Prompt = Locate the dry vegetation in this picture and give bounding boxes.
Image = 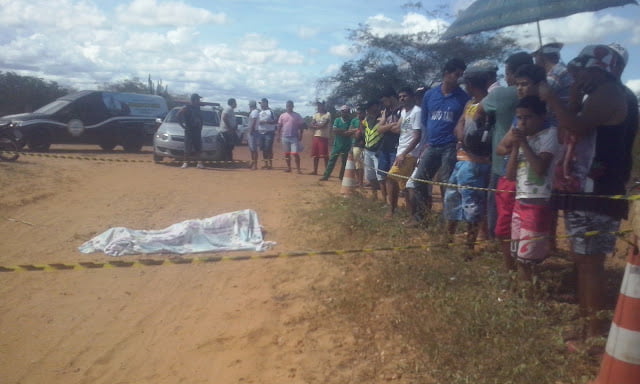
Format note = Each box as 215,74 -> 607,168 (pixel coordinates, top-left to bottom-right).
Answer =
299,192 -> 631,384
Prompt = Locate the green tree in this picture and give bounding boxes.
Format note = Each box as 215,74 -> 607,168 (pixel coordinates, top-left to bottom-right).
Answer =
100,77 -> 149,93
0,72 -> 71,115
102,75 -> 176,108
318,13 -> 518,107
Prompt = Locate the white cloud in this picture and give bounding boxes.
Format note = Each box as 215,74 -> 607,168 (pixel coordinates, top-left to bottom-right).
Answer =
329,44 -> 354,58
0,0 -> 105,30
503,13 -> 633,49
366,12 -> 447,38
240,34 -> 279,51
626,79 -> 640,95
115,0 -> 227,27
297,27 -> 318,39
323,63 -> 340,75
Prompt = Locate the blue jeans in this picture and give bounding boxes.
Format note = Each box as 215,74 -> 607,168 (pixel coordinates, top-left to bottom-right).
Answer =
413,142 -> 457,220
184,127 -> 202,157
256,131 -> 275,158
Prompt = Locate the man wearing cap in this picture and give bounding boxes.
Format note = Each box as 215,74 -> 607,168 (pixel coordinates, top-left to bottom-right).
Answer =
534,43 -> 573,106
540,44 -> 630,340
257,98 -> 277,169
320,105 -> 354,181
177,93 -> 205,169
443,61 -> 494,250
412,58 -> 469,223
247,100 -> 260,170
220,98 -> 238,162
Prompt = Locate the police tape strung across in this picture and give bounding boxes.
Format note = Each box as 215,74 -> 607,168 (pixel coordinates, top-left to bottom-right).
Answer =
3,149 -> 640,201
0,229 -> 632,273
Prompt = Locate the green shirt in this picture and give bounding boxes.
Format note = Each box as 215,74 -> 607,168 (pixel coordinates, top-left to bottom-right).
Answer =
332,117 -> 352,150
481,86 -> 518,175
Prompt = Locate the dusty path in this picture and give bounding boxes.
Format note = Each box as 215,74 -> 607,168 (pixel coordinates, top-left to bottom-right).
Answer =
0,143 -> 385,384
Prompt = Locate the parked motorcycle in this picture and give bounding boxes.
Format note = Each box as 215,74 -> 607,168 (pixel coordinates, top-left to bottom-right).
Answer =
0,122 -> 21,161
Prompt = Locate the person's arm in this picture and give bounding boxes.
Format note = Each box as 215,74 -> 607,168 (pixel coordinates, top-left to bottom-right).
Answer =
504,141 -> 520,181
222,111 -> 234,130
539,81 -> 624,138
248,112 -> 258,133
332,119 -> 346,136
496,129 -> 515,156
512,128 -> 553,179
276,115 -> 283,140
453,107 -> 466,141
394,129 -> 421,166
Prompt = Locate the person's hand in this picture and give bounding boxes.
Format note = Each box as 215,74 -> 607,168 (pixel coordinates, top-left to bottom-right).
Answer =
394,154 -> 405,167
512,127 -> 525,143
378,110 -> 387,123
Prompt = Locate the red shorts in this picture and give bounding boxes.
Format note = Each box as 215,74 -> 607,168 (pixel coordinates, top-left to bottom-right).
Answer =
494,177 -> 516,238
511,200 -> 552,264
311,137 -> 329,159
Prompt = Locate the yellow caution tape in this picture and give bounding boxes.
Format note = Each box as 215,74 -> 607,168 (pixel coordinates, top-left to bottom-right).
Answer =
0,230 -> 632,273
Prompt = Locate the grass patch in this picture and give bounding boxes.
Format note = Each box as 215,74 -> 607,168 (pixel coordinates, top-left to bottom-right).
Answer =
301,192 -> 623,384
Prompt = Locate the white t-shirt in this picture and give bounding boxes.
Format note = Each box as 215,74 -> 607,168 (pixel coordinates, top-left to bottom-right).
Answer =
396,106 -> 422,157
221,106 -> 236,131
248,109 -> 260,132
258,109 -> 276,133
516,126 -> 558,199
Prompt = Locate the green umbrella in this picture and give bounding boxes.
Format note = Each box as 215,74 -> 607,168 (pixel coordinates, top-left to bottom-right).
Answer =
442,0 -> 638,45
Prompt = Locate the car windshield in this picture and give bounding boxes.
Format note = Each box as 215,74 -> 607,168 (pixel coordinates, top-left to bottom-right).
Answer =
164,107 -> 220,126
34,100 -> 71,114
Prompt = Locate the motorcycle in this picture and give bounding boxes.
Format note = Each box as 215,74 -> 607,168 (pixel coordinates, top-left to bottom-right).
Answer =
0,122 -> 21,162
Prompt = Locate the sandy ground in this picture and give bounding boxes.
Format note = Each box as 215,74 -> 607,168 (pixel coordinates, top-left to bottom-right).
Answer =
0,140 -> 396,384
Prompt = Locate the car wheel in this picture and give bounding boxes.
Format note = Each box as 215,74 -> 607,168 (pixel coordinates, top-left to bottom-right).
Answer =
99,133 -> 118,151
0,137 -> 20,161
28,127 -> 51,152
99,140 -> 118,151
121,129 -> 144,153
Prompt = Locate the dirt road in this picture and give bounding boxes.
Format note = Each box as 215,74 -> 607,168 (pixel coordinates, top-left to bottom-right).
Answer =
0,143 -> 389,384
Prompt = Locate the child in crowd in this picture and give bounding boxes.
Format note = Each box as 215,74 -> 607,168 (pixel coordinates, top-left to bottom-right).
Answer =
494,64 -> 547,272
497,95 -> 558,282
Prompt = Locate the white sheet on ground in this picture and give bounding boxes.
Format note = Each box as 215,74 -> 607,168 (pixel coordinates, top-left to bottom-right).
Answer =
78,209 -> 275,256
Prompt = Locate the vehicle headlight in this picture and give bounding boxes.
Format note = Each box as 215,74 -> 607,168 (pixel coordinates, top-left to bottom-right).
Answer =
156,133 -> 170,140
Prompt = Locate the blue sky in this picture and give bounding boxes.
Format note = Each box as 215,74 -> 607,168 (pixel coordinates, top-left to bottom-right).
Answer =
1,0 -> 639,117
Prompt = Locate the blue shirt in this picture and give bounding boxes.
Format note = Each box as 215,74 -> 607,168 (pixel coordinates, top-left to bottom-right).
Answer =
421,84 -> 469,147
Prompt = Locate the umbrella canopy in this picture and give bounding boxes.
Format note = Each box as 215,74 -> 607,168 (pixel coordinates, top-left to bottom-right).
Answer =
442,0 -> 638,42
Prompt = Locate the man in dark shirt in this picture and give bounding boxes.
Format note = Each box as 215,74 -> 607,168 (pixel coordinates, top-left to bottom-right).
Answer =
178,93 -> 204,169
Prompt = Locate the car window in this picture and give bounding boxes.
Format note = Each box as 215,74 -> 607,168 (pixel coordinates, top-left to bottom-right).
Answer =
202,110 -> 220,126
164,107 -> 220,126
164,108 -> 181,123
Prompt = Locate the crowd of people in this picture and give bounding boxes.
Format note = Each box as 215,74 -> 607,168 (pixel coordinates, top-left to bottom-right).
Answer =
313,42 -> 637,344
177,42 -> 638,344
